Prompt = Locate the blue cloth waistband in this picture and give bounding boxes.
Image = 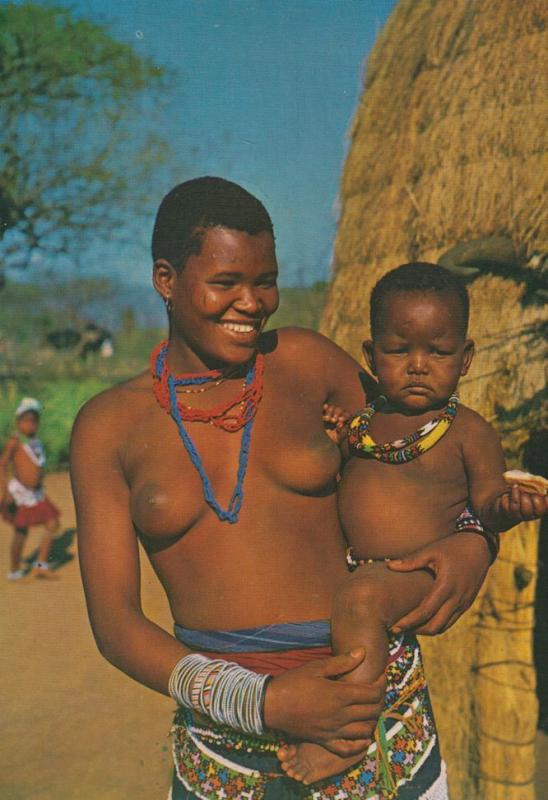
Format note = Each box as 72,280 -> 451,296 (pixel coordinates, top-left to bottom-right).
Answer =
174,619 -> 331,652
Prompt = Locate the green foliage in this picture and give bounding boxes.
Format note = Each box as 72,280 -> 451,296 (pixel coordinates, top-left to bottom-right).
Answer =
269,282 -> 327,330
0,2 -> 170,265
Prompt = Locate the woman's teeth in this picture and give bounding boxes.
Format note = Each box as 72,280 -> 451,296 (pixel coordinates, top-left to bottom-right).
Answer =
221,322 -> 256,333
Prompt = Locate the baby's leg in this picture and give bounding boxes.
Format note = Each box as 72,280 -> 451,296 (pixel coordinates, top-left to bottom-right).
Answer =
279,564 -> 433,784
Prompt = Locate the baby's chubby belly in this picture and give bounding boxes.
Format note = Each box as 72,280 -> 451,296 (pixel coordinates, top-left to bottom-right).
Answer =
338,457 -> 469,559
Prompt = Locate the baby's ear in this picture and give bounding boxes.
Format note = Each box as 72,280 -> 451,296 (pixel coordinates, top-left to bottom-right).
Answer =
461,338 -> 475,376
362,340 -> 376,375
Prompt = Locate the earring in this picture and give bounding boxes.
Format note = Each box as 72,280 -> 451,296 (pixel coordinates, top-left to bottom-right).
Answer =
164,297 -> 172,314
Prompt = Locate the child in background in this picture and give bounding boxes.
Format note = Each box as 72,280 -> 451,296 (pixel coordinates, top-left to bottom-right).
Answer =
279,262 -> 548,785
1,398 -> 61,580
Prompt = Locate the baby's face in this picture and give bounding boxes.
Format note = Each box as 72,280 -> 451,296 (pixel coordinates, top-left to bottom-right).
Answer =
364,291 -> 474,414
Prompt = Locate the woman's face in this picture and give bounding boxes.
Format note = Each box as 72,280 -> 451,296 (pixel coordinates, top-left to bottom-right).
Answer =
168,226 -> 279,368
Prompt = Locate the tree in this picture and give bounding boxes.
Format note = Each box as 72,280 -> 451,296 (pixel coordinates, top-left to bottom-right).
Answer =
0,2 -> 170,272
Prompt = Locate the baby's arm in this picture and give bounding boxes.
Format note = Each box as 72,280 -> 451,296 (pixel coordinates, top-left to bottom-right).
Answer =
462,410 -> 547,531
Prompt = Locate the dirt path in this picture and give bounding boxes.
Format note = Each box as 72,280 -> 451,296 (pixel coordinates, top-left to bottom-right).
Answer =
1,473 -> 174,799
1,472 -> 547,798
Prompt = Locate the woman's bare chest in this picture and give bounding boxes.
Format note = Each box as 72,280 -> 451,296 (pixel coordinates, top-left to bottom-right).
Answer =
123,389 -> 340,540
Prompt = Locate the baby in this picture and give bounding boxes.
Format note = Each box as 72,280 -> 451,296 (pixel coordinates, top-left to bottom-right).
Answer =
279,262 -> 547,784
1,398 -> 61,580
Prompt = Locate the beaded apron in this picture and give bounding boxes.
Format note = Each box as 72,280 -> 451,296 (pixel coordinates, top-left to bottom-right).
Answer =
170,623 -> 441,799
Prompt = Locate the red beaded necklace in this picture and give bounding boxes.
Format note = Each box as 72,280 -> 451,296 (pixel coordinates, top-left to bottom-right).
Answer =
150,340 -> 265,433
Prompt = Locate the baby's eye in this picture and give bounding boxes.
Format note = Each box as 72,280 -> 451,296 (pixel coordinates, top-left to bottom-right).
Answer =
431,348 -> 453,356
210,279 -> 237,288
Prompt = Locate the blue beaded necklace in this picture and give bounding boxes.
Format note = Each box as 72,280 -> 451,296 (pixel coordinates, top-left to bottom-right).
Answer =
153,344 -> 259,524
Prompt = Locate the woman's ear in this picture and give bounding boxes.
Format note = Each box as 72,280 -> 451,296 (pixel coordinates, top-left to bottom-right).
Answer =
461,338 -> 475,376
152,259 -> 176,304
362,339 -> 376,375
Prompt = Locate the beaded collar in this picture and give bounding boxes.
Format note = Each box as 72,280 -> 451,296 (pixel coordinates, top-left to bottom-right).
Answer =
348,393 -> 459,464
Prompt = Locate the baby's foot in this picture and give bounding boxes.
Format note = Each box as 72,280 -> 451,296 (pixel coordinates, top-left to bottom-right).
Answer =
277,741 -> 364,785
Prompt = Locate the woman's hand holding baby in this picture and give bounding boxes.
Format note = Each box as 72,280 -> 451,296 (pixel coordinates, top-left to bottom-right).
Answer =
263,648 -> 385,754
387,533 -> 492,635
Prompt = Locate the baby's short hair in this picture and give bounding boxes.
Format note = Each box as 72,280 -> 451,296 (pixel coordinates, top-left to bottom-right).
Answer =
151,177 -> 274,271
370,262 -> 470,337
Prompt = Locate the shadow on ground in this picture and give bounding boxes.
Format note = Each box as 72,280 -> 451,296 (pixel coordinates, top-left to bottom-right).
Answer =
23,527 -> 76,572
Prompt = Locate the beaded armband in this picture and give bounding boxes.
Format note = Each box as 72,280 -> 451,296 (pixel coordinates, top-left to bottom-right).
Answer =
455,506 -> 500,564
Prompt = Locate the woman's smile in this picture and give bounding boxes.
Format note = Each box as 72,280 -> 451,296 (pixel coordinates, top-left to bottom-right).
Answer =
219,319 -> 262,337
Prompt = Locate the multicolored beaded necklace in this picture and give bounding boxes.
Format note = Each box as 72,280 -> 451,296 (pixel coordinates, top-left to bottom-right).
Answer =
151,340 -> 264,523
348,393 -> 459,464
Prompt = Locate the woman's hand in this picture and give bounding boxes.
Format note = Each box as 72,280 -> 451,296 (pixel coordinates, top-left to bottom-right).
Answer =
263,648 -> 385,756
387,532 -> 491,635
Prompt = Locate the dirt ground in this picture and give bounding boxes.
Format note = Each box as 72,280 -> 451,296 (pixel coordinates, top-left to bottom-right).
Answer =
1,472 -> 547,799
1,472 -> 174,799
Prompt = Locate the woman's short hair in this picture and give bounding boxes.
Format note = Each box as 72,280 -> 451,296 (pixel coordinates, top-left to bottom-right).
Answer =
370,262 -> 470,337
152,177 -> 274,270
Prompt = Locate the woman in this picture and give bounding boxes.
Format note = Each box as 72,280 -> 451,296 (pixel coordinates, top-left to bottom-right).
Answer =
70,178 -> 495,799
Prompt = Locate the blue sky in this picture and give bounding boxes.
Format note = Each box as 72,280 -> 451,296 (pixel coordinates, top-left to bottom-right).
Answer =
32,0 -> 397,286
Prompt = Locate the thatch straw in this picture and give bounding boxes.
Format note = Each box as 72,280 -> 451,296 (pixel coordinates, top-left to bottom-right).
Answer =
322,1 -> 547,797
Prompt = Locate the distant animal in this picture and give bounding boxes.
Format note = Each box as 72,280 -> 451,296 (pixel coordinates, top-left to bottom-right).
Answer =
46,328 -> 82,350
80,324 -> 113,360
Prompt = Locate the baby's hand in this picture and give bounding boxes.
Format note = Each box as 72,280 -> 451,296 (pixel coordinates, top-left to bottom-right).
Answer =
499,484 -> 548,522
322,404 -> 352,444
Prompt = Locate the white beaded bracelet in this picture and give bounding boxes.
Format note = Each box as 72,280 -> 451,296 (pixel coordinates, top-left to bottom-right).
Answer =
168,653 -> 271,736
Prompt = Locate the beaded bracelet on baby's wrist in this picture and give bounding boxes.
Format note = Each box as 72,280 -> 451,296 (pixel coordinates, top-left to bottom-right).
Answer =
455,507 -> 500,564
168,653 -> 271,736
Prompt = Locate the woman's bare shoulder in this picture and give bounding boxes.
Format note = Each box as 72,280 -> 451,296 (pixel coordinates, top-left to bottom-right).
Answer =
261,327 -> 369,406
262,326 -> 358,368
72,370 -> 152,435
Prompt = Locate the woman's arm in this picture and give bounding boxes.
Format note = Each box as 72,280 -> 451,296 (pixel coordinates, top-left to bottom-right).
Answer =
70,396 -> 189,695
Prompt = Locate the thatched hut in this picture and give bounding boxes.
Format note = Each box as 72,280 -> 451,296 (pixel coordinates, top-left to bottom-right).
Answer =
321,1 -> 547,797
